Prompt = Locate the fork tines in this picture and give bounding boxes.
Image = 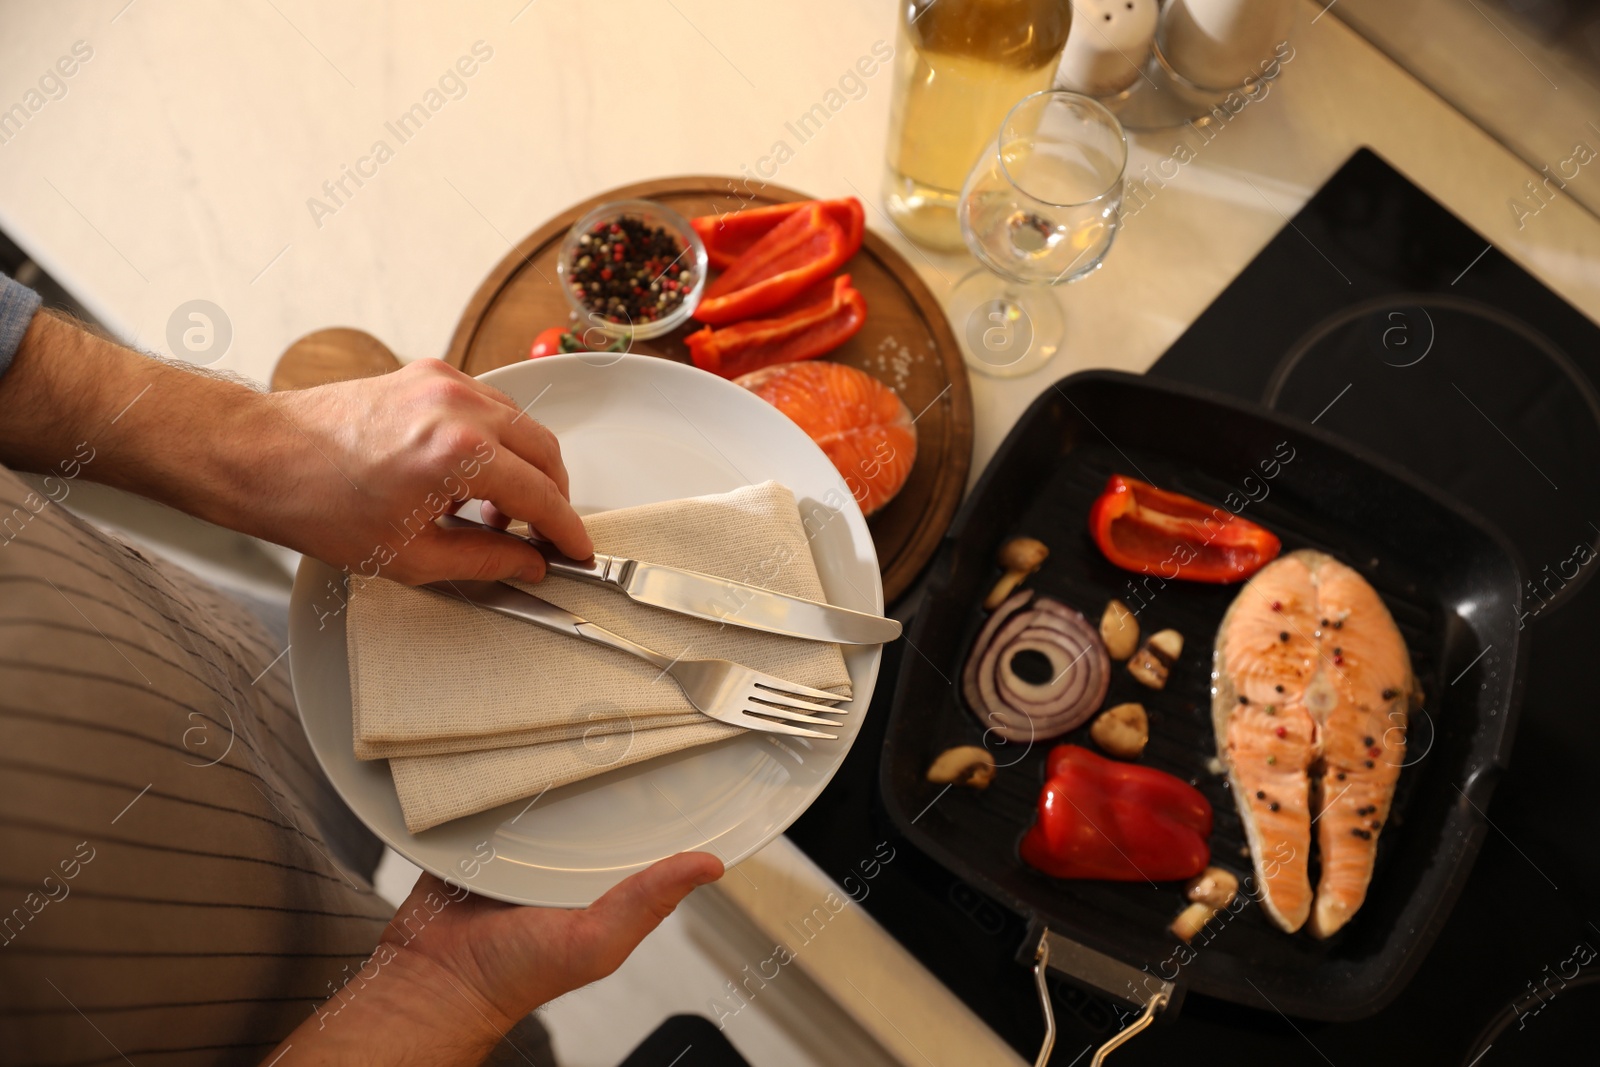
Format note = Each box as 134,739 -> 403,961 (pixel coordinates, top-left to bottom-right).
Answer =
734,682 -> 848,739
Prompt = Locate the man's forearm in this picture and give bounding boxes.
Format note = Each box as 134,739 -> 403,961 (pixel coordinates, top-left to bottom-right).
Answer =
258,943 -> 507,1067
0,309 -> 280,528
0,301 -> 592,583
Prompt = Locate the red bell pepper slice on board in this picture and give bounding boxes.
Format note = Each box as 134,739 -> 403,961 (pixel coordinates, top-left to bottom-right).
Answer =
1020,745 -> 1212,882
693,203 -> 857,325
1088,474 -> 1281,583
693,198 -> 865,270
686,274 -> 866,379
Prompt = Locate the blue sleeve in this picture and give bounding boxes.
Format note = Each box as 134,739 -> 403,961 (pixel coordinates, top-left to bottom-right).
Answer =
0,271 -> 43,382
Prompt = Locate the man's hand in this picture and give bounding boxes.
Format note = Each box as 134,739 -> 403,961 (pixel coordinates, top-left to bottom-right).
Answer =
262,853 -> 724,1065
0,312 -> 591,584
387,852 -> 724,1025
259,358 -> 592,584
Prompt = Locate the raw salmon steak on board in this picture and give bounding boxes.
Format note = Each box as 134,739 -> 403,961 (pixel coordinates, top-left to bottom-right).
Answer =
738,360 -> 917,516
1211,549 -> 1418,937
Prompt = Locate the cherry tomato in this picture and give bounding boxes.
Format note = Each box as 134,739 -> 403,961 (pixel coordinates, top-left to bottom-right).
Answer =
529,326 -> 573,359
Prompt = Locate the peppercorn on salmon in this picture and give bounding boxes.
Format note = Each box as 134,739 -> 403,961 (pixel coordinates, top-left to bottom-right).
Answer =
1211,549 -> 1416,937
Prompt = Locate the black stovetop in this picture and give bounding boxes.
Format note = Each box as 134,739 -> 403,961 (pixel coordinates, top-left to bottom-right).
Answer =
787,148 -> 1600,1065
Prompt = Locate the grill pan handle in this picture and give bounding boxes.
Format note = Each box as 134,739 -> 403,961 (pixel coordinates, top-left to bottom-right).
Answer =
1025,926 -> 1177,1066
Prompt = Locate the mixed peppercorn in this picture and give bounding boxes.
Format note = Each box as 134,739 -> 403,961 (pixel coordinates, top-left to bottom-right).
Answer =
567,215 -> 693,325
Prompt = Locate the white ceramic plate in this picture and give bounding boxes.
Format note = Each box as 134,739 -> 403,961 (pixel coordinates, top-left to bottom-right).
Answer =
289,354 -> 884,906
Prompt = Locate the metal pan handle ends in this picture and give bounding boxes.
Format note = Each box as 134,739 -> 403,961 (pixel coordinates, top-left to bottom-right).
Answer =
1028,927 -> 1173,1067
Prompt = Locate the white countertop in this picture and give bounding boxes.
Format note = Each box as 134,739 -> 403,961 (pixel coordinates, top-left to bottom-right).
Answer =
5,1 -> 1599,1064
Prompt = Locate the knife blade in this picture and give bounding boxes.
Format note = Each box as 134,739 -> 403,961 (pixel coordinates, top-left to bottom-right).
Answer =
435,514 -> 901,645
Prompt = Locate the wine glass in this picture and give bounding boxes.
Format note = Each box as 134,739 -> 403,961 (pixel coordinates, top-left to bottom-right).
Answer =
951,90 -> 1128,378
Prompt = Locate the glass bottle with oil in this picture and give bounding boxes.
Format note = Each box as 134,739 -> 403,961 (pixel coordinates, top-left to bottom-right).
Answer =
884,0 -> 1074,251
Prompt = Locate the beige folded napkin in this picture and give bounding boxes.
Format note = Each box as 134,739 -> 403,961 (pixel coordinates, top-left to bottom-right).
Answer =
352,711 -> 709,759
345,481 -> 854,833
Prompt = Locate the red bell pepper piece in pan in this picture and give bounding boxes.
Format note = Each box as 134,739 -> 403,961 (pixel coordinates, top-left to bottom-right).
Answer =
693,198 -> 865,270
693,203 -> 859,325
1021,745 -> 1212,882
1088,474 -> 1282,583
686,274 -> 866,379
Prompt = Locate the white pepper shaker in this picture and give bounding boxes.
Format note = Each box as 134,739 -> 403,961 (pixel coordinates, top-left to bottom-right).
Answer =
1056,0 -> 1160,98
1160,0 -> 1292,90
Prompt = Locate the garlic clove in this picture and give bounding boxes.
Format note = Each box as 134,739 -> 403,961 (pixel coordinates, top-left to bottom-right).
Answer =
926,745 -> 997,789
1090,702 -> 1149,759
1099,599 -> 1140,660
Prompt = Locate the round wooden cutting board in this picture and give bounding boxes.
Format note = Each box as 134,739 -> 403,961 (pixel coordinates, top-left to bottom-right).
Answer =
443,176 -> 973,604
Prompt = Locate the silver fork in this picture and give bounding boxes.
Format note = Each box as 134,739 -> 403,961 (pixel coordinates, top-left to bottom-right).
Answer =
421,579 -> 848,739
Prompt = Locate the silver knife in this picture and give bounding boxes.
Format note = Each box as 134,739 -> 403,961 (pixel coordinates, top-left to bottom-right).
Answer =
435,514 -> 901,645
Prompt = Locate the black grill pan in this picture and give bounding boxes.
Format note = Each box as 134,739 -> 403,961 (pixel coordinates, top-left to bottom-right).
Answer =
879,370 -> 1526,1021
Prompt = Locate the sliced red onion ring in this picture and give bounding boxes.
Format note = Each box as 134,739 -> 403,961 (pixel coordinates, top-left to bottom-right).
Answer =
962,591 -> 1109,744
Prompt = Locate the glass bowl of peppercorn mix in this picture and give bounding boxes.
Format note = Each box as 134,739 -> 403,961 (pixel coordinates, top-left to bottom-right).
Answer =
557,199 -> 708,341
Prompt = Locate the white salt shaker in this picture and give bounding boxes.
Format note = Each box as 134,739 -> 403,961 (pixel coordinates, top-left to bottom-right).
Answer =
1056,0 -> 1160,98
1160,0 -> 1293,89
